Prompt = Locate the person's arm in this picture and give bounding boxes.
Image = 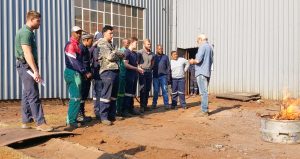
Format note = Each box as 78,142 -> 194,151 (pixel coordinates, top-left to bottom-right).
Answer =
124,51 -> 143,74
184,58 -> 190,72
190,47 -> 204,64
98,42 -> 123,62
166,57 -> 172,82
22,45 -> 40,82
65,43 -> 88,75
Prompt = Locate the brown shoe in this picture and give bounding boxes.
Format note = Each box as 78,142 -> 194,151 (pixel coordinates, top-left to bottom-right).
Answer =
21,123 -> 34,129
36,123 -> 54,132
194,111 -> 209,117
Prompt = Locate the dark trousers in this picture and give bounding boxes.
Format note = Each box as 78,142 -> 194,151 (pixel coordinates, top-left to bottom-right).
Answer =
80,78 -> 91,115
171,78 -> 186,107
93,79 -> 102,118
139,72 -> 152,108
99,70 -> 119,120
189,79 -> 198,94
123,74 -> 138,113
16,61 -> 45,125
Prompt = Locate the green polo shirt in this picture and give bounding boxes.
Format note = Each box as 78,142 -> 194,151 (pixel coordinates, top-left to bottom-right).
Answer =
15,25 -> 38,63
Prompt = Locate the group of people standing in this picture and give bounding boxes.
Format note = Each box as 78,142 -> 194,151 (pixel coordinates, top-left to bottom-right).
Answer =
15,11 -> 213,132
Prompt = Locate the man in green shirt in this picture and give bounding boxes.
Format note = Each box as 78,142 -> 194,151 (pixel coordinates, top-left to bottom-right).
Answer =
116,39 -> 129,118
15,10 -> 53,132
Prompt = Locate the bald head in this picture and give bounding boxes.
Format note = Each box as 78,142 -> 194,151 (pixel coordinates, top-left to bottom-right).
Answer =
122,38 -> 130,49
156,44 -> 163,55
197,34 -> 208,45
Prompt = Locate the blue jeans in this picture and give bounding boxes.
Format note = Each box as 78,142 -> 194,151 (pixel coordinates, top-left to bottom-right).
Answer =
197,75 -> 210,112
152,75 -> 169,107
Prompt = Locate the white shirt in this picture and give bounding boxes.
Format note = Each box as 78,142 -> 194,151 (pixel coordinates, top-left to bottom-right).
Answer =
170,57 -> 190,79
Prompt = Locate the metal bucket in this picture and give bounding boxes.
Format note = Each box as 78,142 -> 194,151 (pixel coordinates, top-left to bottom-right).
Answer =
260,117 -> 300,144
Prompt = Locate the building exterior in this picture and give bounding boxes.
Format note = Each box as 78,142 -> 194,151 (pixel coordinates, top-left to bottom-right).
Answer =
0,0 -> 299,100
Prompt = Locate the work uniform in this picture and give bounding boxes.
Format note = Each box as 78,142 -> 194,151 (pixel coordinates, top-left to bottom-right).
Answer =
64,37 -> 87,125
78,43 -> 96,120
123,49 -> 139,114
189,64 -> 198,95
92,32 -> 102,119
116,47 -> 127,116
170,57 -> 190,108
137,49 -> 155,112
15,25 -> 46,125
98,38 -> 124,121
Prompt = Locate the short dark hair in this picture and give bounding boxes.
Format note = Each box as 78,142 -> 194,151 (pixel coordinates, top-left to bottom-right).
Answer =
129,37 -> 138,43
171,51 -> 177,55
26,10 -> 41,21
102,25 -> 113,34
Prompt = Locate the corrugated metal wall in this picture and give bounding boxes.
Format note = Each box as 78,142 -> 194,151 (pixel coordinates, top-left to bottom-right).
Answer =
177,0 -> 300,99
0,0 -> 72,100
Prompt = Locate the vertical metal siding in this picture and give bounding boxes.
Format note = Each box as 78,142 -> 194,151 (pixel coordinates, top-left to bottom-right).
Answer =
176,0 -> 300,99
0,0 -> 72,100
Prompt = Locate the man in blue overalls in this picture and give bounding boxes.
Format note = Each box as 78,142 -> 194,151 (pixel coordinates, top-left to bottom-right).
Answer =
97,25 -> 124,125
15,10 -> 53,132
92,32 -> 103,120
78,32 -> 98,124
123,37 -> 144,116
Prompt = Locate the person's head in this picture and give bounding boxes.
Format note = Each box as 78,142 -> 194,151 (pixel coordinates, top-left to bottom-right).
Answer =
143,39 -> 151,51
102,25 -> 114,42
82,32 -> 94,47
121,39 -> 130,49
71,26 -> 83,41
94,31 -> 103,41
156,44 -> 163,55
26,10 -> 41,30
171,51 -> 178,60
197,34 -> 208,45
128,37 -> 138,50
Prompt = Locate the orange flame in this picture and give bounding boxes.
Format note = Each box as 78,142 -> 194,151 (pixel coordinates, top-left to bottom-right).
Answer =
273,97 -> 300,120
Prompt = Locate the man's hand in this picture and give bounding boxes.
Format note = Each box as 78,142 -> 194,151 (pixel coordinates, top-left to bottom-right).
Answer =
33,70 -> 41,82
137,67 -> 144,74
93,39 -> 100,47
85,72 -> 92,79
189,59 -> 195,64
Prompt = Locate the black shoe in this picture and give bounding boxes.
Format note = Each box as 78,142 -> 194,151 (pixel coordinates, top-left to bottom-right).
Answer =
144,107 -> 152,111
151,105 -> 157,109
77,115 -> 92,124
140,107 -> 145,113
170,105 -> 176,109
129,109 -> 141,115
64,123 -> 79,131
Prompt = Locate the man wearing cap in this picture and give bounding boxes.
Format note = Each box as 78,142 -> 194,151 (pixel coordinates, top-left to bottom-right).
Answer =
64,26 -> 92,130
92,31 -> 103,120
77,32 -> 98,124
98,25 -> 124,125
15,10 -> 53,132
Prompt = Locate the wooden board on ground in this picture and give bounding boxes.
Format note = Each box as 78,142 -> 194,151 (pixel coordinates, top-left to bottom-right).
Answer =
216,92 -> 261,102
0,128 -> 75,146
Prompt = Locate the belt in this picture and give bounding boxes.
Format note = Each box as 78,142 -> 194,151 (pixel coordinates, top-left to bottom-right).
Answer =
143,68 -> 152,72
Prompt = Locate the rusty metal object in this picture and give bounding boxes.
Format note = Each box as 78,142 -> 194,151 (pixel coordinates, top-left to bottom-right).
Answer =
0,128 -> 75,146
260,117 -> 300,144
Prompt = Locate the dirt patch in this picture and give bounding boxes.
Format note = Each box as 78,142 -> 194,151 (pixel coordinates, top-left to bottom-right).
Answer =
1,95 -> 299,159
